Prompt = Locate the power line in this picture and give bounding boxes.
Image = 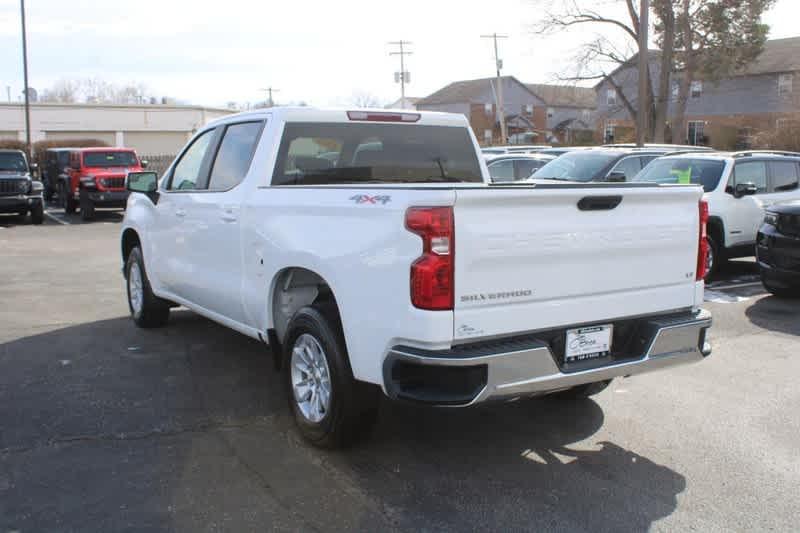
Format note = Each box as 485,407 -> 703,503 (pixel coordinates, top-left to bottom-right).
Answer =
481,33 -> 509,143
388,40 -> 412,109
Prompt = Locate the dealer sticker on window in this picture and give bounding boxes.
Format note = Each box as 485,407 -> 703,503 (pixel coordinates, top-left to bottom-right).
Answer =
565,325 -> 613,363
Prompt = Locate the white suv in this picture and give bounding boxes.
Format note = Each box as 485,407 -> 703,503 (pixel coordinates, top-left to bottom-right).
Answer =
633,151 -> 800,278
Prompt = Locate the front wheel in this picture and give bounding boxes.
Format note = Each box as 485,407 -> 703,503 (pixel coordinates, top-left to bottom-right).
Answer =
62,185 -> 77,214
30,202 -> 44,225
284,303 -> 379,448
80,190 -> 95,221
125,247 -> 170,328
761,269 -> 800,298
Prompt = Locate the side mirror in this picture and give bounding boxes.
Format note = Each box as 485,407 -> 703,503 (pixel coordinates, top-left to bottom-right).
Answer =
606,170 -> 627,182
127,171 -> 159,202
734,182 -> 758,198
140,159 -> 149,169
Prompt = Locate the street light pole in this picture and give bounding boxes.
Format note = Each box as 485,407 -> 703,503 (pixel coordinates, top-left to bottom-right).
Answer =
20,0 -> 32,158
481,33 -> 509,144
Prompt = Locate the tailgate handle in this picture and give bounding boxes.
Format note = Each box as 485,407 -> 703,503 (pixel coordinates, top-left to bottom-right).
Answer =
578,196 -> 622,211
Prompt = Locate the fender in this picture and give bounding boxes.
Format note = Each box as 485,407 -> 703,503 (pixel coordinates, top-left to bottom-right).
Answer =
707,215 -> 726,248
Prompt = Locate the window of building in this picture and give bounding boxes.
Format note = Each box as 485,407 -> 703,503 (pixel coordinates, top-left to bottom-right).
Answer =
546,107 -> 554,119
778,73 -> 794,96
581,109 -> 592,122
777,118 -> 790,130
672,83 -> 680,98
484,129 -> 493,143
691,81 -> 703,98
525,104 -> 534,115
604,122 -> 616,143
606,88 -> 617,106
687,121 -> 706,146
484,103 -> 493,115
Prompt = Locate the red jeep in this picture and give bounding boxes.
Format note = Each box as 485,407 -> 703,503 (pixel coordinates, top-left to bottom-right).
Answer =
59,147 -> 146,221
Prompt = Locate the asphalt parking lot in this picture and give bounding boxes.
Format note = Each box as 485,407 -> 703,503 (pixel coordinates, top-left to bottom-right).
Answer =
1,207 -> 799,532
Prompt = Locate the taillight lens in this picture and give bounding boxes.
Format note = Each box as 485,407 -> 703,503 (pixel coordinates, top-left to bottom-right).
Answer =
406,207 -> 454,310
696,199 -> 709,281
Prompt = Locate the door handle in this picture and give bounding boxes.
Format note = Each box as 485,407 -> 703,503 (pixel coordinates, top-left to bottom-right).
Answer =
175,208 -> 186,218
220,206 -> 238,223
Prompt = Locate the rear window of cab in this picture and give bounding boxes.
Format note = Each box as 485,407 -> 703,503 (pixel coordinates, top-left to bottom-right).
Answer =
272,122 -> 483,185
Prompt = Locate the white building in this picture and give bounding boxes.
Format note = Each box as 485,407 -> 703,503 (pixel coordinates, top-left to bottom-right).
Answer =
0,102 -> 233,155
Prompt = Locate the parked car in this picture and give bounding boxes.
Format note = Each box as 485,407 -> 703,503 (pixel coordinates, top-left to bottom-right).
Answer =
533,147 -> 593,157
0,149 -> 44,224
59,147 -> 146,221
121,107 -> 712,448
603,143 -> 714,152
757,201 -> 800,297
41,147 -> 74,202
632,151 -> 800,279
533,148 -> 673,183
480,145 -> 550,155
485,153 -> 556,183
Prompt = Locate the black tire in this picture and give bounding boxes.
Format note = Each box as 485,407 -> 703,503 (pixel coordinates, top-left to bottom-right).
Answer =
30,202 -> 44,225
16,209 -> 28,221
62,184 -> 77,214
80,190 -> 95,221
704,234 -> 722,281
44,186 -> 54,202
125,246 -> 170,328
761,270 -> 800,298
555,379 -> 612,399
284,302 -> 379,448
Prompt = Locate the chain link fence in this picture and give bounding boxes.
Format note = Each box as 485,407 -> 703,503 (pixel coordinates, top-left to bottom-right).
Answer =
141,154 -> 176,177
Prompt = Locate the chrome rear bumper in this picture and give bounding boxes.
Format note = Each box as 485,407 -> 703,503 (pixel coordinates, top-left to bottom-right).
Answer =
384,309 -> 712,406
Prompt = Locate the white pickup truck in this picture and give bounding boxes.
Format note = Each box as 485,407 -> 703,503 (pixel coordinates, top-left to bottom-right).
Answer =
121,108 -> 712,447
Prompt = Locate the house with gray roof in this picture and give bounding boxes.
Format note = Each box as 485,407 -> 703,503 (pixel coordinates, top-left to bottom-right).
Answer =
595,37 -> 800,148
416,76 -> 595,145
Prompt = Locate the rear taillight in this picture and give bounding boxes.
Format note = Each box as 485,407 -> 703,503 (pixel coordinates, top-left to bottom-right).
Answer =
347,110 -> 421,122
405,207 -> 454,310
696,199 -> 709,281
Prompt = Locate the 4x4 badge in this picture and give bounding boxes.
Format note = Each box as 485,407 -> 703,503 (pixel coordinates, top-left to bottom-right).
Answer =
350,194 -> 391,205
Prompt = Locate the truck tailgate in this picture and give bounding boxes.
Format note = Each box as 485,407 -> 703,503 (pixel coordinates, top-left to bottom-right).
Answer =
453,186 -> 702,341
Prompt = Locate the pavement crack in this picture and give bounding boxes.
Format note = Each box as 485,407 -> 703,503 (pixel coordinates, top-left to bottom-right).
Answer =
0,417 -> 271,456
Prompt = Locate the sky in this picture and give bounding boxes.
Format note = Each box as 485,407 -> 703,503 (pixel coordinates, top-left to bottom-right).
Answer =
0,0 -> 798,108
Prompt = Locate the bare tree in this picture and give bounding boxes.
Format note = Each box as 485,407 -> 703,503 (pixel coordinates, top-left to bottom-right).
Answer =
350,91 -> 385,108
39,78 -> 157,105
40,78 -> 80,103
532,0 -> 666,141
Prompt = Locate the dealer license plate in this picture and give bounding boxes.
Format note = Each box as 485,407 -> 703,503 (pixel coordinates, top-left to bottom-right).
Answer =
565,325 -> 613,363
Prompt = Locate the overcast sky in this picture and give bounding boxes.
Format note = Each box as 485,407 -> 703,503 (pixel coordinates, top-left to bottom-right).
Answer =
0,0 -> 797,108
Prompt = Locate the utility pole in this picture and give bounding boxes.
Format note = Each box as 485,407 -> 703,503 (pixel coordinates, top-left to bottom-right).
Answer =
20,0 -> 32,158
481,33 -> 508,144
259,87 -> 279,107
388,41 -> 412,108
6,86 -> 10,103
636,0 -> 650,147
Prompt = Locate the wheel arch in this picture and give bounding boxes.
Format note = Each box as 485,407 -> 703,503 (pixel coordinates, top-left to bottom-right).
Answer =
121,227 -> 141,274
707,216 -> 725,249
268,266 -> 342,370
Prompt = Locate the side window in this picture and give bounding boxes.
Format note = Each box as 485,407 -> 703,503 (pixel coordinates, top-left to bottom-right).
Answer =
488,159 -> 515,182
611,157 -> 642,180
769,161 -> 800,192
639,155 -> 658,169
168,129 -> 215,191
732,161 -> 768,193
208,122 -> 264,191
514,159 -> 539,180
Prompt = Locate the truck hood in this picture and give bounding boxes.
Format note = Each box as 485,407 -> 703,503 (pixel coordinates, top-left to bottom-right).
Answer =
83,167 -> 142,176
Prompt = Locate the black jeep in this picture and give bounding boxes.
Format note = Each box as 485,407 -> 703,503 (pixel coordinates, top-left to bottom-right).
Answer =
42,147 -> 74,202
0,149 -> 44,224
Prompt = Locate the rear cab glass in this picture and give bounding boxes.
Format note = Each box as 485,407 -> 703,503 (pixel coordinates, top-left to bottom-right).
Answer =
632,157 -> 726,192
83,151 -> 138,167
271,122 -> 483,185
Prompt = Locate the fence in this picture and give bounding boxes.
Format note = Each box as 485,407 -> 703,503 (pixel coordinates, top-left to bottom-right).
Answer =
141,154 -> 176,177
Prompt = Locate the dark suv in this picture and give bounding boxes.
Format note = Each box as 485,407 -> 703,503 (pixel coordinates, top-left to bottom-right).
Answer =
41,148 -> 74,202
757,201 -> 800,297
532,148 -> 680,182
0,149 -> 44,224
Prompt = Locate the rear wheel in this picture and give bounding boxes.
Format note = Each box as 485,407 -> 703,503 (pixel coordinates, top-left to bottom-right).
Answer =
555,379 -> 612,399
284,302 -> 379,448
704,234 -> 721,281
125,246 -> 170,328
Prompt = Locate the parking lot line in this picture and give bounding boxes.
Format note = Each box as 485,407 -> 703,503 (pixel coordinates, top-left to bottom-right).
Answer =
44,211 -> 70,225
708,281 -> 764,291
